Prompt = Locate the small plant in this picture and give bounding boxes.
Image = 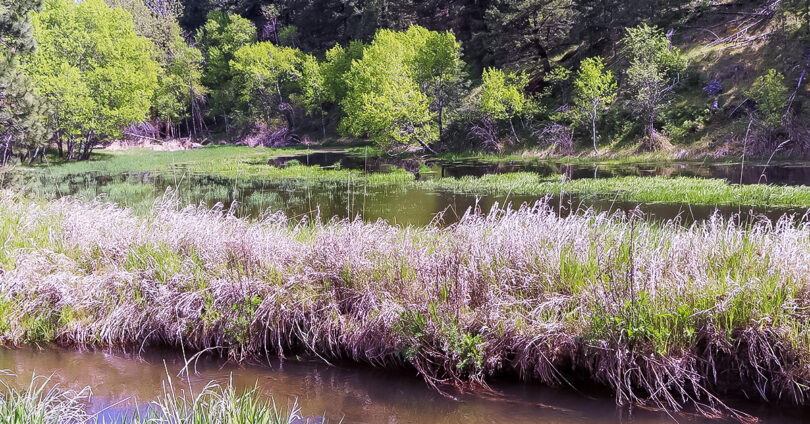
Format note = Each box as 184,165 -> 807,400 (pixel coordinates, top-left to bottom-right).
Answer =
747,69 -> 788,130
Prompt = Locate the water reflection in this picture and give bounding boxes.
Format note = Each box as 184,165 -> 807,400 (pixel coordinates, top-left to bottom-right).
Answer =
14,171 -> 806,227
272,150 -> 810,186
0,347 -> 740,423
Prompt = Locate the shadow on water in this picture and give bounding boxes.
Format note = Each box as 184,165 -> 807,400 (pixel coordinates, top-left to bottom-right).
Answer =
0,347 -> 804,423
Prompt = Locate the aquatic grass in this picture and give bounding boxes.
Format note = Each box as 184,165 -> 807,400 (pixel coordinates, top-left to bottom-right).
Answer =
15,146 -> 810,212
0,373 -> 308,424
0,375 -> 89,424
1,193 -> 809,419
33,146 -> 315,177
424,173 -> 810,208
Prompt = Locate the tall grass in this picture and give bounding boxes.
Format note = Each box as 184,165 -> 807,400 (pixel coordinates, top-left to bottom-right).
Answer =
0,374 -> 305,424
0,192 -> 809,419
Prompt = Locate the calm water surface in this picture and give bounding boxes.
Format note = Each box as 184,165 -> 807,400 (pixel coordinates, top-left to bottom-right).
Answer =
10,171 -> 809,227
0,347 -> 803,423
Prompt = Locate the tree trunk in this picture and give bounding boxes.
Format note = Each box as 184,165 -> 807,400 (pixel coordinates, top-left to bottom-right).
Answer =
592,113 -> 599,154
510,118 -> 520,145
437,79 -> 444,143
320,108 -> 327,140
417,138 -> 438,155
0,134 -> 11,166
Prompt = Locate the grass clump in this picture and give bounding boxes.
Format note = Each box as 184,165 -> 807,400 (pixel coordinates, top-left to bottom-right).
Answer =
1,192 -> 809,419
0,374 -> 308,424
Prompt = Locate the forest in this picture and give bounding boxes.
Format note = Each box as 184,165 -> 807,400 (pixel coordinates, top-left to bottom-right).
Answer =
1,0 -> 809,164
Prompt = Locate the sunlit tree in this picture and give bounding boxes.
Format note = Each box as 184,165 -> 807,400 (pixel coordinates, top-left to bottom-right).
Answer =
480,67 -> 528,144
29,0 -> 159,160
573,57 -> 617,153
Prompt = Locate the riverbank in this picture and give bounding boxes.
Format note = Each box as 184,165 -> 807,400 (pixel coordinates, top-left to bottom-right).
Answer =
1,193 -> 808,420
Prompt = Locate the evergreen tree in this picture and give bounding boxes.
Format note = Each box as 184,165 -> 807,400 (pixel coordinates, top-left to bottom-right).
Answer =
0,0 -> 48,165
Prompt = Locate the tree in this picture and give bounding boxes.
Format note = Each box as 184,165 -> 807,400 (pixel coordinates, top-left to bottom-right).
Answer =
0,0 -> 49,165
153,39 -> 207,139
483,0 -> 576,92
230,41 -> 303,129
480,67 -> 528,144
106,0 -> 206,139
573,57 -> 616,153
29,0 -> 160,160
342,26 -> 459,153
321,40 -> 365,105
195,11 -> 256,130
414,30 -> 464,143
300,54 -> 328,139
746,69 -> 788,131
621,24 -> 686,148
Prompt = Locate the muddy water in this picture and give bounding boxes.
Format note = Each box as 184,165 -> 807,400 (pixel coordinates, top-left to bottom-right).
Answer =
0,347 -> 802,423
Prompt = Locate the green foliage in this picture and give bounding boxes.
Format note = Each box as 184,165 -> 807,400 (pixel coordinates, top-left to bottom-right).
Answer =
480,67 -> 527,144
105,0 -> 206,129
573,57 -> 617,152
321,40 -> 365,105
621,24 -> 687,145
28,0 -> 160,159
342,26 -> 453,151
153,38 -> 206,127
230,41 -> 303,126
299,54 -> 326,116
0,0 -> 48,164
413,29 -> 464,141
746,69 -> 788,129
480,68 -> 527,121
195,11 -> 256,119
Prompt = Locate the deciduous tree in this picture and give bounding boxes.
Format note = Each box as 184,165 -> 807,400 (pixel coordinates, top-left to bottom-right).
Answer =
29,0 -> 159,160
231,41 -> 303,129
480,67 -> 528,144
195,11 -> 256,130
573,57 -> 616,153
342,26 -> 463,153
747,69 -> 788,131
621,24 -> 686,148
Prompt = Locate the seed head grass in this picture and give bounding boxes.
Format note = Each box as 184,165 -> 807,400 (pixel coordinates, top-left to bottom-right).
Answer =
0,373 -> 307,424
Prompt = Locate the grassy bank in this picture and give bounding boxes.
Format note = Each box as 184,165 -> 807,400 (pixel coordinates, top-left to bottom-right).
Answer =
0,193 -> 808,418
0,375 -> 307,423
427,173 -> 810,208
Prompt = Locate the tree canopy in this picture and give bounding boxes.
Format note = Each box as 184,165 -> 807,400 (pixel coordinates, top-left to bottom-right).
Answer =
29,0 -> 159,159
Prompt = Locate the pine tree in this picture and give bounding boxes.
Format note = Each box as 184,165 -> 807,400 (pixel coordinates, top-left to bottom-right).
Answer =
0,0 -> 49,165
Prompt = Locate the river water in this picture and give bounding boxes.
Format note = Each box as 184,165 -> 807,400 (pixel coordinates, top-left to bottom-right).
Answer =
0,347 -> 804,423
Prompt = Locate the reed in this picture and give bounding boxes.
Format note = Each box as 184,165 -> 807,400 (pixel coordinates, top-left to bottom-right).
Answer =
0,374 -> 306,424
0,191 -> 809,419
